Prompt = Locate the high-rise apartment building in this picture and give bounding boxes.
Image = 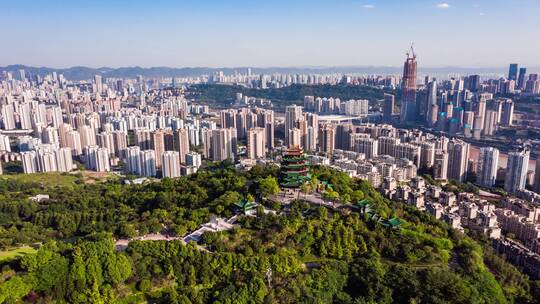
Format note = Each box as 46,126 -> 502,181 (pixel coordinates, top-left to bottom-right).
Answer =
526,74 -> 540,94
97,132 -> 115,156
135,128 -> 152,150
140,149 -> 157,177
285,105 -> 303,146
335,123 -> 354,150
257,109 -> 274,150
247,127 -> 266,159
112,131 -> 128,158
21,151 -> 37,174
185,152 -> 202,168
94,74 -> 103,94
126,146 -> 141,175
235,109 -> 248,139
174,128 -> 190,163
1,104 -> 16,130
395,143 -> 421,167
55,147 -> 73,172
505,150 -> 529,193
287,128 -> 302,148
42,127 -> 59,145
303,112 -> 318,151
95,148 -> 111,172
383,93 -> 395,123
318,124 -> 335,154
18,103 -> 32,130
419,141 -> 435,168
433,150 -> 449,180
202,128 -> 237,161
37,151 -> 57,172
483,110 -> 498,136
49,106 -> 63,128
342,99 -> 369,116
85,146 -> 110,172
0,134 -> 10,152
162,151 -> 181,178
352,136 -> 378,159
58,123 -> 72,148
425,80 -> 437,124
477,147 -> 499,187
447,139 -> 470,182
66,130 -> 82,156
151,129 -> 167,169
220,109 -> 237,129
79,125 -> 96,148
500,99 -> 514,127
378,136 -> 399,157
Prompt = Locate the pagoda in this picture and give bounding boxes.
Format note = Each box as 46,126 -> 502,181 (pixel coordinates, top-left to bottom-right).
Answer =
279,146 -> 309,188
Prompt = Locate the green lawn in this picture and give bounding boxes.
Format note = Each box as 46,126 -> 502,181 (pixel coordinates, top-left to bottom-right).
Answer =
0,172 -> 81,187
0,246 -> 37,262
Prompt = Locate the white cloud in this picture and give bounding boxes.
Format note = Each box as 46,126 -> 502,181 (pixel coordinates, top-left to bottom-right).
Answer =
362,4 -> 375,9
479,12 -> 485,16
436,3 -> 450,9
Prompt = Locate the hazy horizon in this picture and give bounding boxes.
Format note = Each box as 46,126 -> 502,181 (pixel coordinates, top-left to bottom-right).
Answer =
3,63 -> 540,70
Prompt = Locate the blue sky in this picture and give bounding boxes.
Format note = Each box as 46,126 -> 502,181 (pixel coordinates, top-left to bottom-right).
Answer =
1,0 -> 538,68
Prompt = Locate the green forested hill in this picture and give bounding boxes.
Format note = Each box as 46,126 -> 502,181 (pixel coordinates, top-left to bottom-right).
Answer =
186,84 -> 393,109
0,165 -> 538,303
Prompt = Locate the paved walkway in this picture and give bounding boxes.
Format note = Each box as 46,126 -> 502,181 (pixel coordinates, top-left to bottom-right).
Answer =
271,190 -> 343,209
115,216 -> 237,251
115,233 -> 183,251
183,217 -> 235,243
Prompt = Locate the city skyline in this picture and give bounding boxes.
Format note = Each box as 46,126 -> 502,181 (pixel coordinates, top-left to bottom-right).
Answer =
3,2 -> 540,302
2,0 -> 540,68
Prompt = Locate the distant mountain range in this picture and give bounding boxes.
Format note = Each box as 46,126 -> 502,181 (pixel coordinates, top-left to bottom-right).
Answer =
1,64 -> 538,81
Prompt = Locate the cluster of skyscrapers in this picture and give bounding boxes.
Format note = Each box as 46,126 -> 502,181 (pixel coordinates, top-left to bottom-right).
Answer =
0,72 -> 209,178
384,51 -> 536,143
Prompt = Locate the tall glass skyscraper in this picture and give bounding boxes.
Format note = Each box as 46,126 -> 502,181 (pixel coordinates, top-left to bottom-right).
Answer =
508,63 -> 518,81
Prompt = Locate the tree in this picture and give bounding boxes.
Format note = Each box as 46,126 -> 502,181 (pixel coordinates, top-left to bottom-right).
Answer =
213,191 -> 243,213
351,190 -> 364,202
348,254 -> 392,303
21,245 -> 69,295
259,176 -> 279,198
68,247 -> 87,302
323,189 -> 339,203
300,181 -> 312,194
0,275 -> 33,303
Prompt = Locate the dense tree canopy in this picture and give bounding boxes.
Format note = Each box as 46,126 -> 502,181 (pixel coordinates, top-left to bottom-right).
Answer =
0,164 -> 539,303
186,84 -> 392,110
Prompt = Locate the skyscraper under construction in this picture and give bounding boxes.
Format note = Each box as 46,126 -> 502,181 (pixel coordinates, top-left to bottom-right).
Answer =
400,45 -> 418,123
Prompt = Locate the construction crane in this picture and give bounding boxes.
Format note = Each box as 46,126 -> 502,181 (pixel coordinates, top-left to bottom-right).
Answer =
406,43 -> 416,59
